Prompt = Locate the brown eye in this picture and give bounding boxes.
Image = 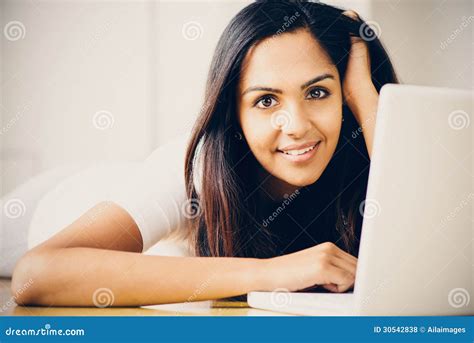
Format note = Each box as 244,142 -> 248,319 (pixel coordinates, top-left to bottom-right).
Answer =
256,95 -> 278,109
306,87 -> 329,100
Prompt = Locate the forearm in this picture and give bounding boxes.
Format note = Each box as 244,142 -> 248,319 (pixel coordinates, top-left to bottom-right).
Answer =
349,87 -> 379,159
12,247 -> 266,307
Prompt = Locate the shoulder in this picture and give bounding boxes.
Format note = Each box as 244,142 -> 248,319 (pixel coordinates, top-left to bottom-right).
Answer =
145,132 -> 204,196
145,133 -> 190,172
110,132 -> 199,252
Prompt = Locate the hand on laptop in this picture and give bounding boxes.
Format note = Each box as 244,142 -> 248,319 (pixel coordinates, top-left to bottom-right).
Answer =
263,242 -> 357,293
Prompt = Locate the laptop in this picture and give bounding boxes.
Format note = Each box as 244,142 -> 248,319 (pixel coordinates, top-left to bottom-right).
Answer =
248,84 -> 473,316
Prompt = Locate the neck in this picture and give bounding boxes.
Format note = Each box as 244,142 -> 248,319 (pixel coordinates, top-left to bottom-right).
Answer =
256,165 -> 300,203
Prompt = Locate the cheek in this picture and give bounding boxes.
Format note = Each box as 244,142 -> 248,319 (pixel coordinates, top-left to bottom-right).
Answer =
307,101 -> 342,141
239,113 -> 278,157
318,114 -> 342,142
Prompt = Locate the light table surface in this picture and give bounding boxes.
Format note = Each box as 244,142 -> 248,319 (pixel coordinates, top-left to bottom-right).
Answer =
0,278 -> 287,316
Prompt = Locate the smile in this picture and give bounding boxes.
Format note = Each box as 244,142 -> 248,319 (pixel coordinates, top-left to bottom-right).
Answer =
277,141 -> 321,163
281,143 -> 318,155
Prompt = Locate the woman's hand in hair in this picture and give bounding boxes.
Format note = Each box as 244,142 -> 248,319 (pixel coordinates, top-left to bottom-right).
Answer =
261,242 -> 357,293
341,10 -> 378,113
341,10 -> 379,158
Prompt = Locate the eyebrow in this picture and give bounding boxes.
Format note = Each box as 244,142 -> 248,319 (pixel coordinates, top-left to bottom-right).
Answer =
241,73 -> 335,96
300,73 -> 335,89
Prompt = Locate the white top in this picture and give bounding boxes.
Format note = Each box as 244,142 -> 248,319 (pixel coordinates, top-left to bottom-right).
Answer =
110,133 -> 201,252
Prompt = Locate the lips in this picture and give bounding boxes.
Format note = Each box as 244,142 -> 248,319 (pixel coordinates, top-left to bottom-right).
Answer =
277,141 -> 321,155
277,141 -> 321,163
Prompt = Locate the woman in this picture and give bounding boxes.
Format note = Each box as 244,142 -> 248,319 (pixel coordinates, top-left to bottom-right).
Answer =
12,0 -> 398,306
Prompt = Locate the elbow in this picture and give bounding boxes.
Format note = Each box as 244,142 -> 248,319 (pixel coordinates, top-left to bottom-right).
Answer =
11,250 -> 45,305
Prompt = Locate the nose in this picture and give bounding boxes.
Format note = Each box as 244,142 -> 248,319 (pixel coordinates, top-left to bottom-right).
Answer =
271,105 -> 312,138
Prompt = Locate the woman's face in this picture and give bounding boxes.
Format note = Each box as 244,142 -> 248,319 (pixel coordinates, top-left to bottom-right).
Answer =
237,28 -> 343,193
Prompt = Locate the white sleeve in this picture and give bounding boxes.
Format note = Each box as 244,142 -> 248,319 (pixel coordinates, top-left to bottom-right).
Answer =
108,134 -> 191,252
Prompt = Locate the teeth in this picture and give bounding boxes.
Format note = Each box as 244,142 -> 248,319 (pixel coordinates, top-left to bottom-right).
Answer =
282,143 -> 318,156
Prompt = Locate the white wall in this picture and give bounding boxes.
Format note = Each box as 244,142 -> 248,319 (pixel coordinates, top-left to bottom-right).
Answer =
152,0 -> 251,145
1,0 -> 157,196
372,0 -> 472,89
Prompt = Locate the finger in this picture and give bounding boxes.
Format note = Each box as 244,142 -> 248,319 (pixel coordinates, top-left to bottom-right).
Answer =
342,10 -> 360,21
330,245 -> 358,267
316,242 -> 357,264
323,283 -> 355,293
333,273 -> 355,293
331,255 -> 357,277
336,281 -> 355,293
341,11 -> 371,57
322,283 -> 338,292
334,281 -> 354,293
336,250 -> 358,268
319,242 -> 357,267
323,264 -> 355,291
334,245 -> 358,264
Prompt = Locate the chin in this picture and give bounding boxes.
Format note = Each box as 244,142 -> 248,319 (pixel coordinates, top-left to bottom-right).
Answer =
282,173 -> 321,188
282,162 -> 325,186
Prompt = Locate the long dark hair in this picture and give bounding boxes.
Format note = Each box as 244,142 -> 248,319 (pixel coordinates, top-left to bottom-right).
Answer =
184,0 -> 398,258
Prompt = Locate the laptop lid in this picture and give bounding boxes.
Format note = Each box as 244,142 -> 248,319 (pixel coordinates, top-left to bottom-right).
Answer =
354,84 -> 472,315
